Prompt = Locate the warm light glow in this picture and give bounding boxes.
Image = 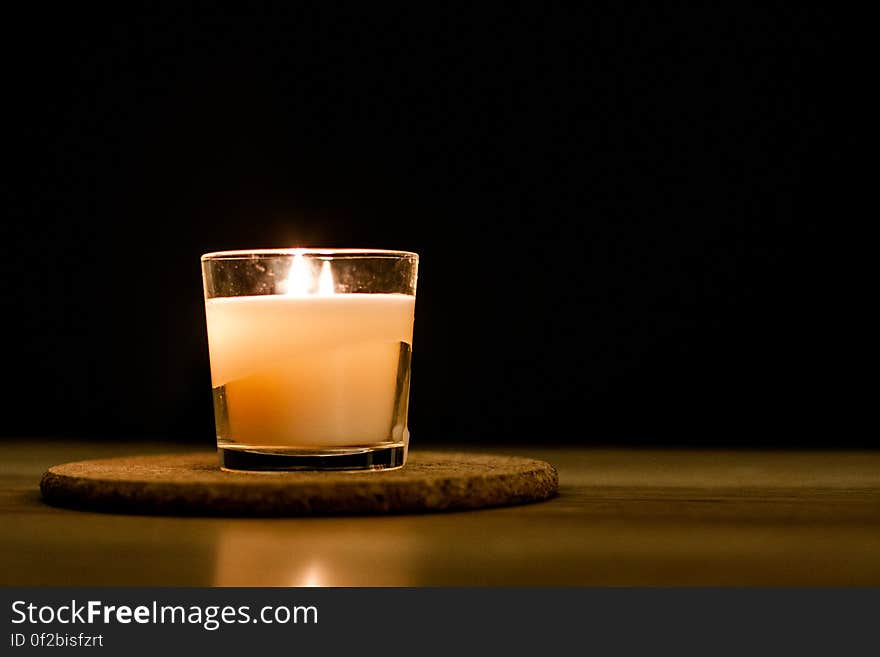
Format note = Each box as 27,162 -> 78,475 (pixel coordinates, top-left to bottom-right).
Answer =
318,261 -> 335,296
284,251 -> 310,295
293,563 -> 326,587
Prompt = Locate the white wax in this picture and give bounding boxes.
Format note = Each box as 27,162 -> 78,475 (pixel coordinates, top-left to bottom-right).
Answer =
205,294 -> 415,447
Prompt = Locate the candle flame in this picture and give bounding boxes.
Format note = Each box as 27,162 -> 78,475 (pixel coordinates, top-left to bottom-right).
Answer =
282,252 -> 335,296
318,261 -> 335,296
285,251 -> 310,296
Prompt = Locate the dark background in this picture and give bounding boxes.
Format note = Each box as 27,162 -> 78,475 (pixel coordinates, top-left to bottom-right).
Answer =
2,6 -> 857,446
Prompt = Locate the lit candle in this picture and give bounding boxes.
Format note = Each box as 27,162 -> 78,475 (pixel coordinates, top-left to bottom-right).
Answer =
201,249 -> 418,470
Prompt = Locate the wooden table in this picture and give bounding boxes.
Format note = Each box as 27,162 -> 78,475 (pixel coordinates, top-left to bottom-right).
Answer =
2,440 -> 879,586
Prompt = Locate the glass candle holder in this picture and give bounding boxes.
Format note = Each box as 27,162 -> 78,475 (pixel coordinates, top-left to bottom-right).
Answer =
201,249 -> 418,471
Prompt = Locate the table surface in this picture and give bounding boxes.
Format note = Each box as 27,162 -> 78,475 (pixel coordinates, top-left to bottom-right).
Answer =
2,440 -> 879,586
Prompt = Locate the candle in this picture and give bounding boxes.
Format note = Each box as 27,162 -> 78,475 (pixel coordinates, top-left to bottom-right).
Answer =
205,293 -> 414,447
201,249 -> 418,471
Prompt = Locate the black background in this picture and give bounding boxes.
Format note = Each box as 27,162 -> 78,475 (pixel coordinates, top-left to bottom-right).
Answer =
2,6 -> 856,446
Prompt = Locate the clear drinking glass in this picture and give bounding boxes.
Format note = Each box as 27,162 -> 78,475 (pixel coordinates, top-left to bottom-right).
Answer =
201,249 -> 418,471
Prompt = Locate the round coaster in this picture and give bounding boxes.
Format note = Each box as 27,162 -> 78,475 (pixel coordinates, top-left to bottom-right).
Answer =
40,451 -> 558,516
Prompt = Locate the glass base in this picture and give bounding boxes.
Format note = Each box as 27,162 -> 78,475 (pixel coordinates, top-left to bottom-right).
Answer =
218,444 -> 406,472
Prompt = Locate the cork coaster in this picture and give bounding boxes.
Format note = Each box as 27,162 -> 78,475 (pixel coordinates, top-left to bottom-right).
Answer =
40,451 -> 558,516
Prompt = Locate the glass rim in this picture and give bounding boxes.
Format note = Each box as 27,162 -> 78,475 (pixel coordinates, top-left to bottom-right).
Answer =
201,248 -> 418,261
